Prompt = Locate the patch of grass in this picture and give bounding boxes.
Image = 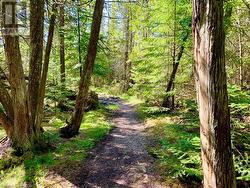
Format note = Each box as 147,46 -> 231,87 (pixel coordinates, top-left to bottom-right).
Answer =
0,108 -> 112,187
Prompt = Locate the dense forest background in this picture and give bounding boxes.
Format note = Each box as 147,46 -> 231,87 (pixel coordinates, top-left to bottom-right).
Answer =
0,0 -> 249,187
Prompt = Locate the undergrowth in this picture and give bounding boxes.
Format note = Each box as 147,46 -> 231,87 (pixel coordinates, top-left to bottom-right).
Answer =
135,85 -> 250,186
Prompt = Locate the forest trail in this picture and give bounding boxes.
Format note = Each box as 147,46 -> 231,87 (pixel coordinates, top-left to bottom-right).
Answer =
76,97 -> 165,188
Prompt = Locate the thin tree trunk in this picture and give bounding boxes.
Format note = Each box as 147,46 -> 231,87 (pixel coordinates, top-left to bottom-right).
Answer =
123,6 -> 130,92
237,9 -> 244,89
77,0 -> 83,77
172,0 -> 177,109
59,4 -> 66,85
36,4 -> 57,130
60,0 -> 104,138
192,0 -> 236,187
162,34 -> 188,108
239,34 -> 243,89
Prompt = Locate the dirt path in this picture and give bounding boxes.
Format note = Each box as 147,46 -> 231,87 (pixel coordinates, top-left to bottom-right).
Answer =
45,98 -> 165,188
76,98 -> 164,188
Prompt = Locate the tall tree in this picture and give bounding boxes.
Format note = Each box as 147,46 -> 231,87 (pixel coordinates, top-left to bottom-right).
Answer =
2,30 -> 29,150
77,0 -> 83,76
60,0 -> 105,138
59,3 -> 66,85
29,0 -> 45,130
0,0 -> 57,153
0,0 -> 45,151
192,0 -> 236,187
36,3 -> 57,130
123,5 -> 131,92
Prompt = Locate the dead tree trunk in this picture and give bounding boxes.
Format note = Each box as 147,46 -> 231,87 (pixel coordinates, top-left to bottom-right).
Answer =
192,0 -> 236,187
60,0 -> 104,138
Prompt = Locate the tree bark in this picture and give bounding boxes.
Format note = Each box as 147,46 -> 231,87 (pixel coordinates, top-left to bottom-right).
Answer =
29,0 -> 45,131
59,4 -> 66,85
192,0 -> 236,187
4,33 -> 30,150
60,0 -> 104,138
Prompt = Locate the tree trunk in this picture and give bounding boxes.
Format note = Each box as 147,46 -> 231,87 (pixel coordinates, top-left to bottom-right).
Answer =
0,0 -> 52,153
59,4 -> 66,85
36,4 -> 57,129
60,0 -> 104,138
29,0 -> 45,134
4,34 -> 30,151
77,0 -> 83,77
192,0 -> 236,187
237,9 -> 244,89
123,6 -> 130,92
162,34 -> 188,108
